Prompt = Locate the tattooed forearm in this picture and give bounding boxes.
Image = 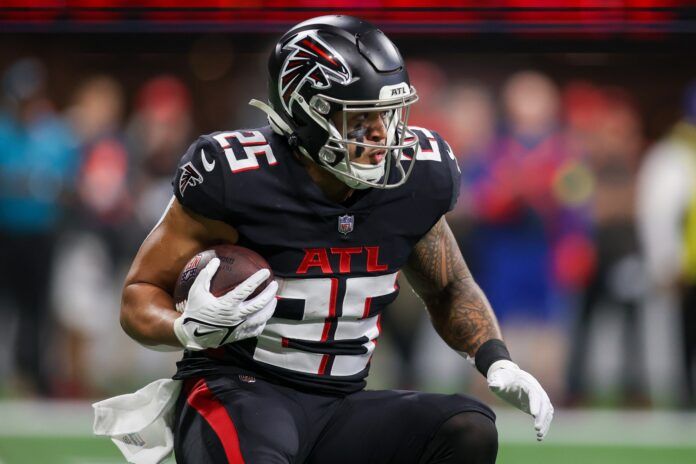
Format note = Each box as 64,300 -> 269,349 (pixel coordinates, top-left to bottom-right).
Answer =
403,217 -> 502,356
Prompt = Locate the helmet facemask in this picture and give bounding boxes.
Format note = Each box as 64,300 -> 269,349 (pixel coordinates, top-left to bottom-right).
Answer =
300,88 -> 420,190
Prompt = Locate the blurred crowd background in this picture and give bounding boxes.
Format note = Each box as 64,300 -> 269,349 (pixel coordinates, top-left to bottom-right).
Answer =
0,35 -> 695,414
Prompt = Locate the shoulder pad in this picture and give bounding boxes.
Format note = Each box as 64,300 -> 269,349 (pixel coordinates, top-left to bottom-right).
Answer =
406,126 -> 461,213
172,135 -> 229,221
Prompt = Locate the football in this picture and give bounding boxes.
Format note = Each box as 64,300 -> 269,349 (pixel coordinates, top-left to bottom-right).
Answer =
173,244 -> 274,312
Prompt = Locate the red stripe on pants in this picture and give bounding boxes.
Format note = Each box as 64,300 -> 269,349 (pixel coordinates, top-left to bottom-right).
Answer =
187,379 -> 245,463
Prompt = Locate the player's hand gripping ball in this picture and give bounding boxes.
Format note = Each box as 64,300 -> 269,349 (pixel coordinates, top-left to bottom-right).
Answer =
173,244 -> 278,351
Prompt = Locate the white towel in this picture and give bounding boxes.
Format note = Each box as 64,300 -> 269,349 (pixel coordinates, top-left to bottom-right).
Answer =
93,378 -> 182,464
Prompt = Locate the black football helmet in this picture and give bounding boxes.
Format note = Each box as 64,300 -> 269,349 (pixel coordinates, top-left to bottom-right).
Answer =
250,15 -> 419,189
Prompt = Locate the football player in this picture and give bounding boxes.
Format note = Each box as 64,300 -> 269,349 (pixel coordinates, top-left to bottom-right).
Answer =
120,15 -> 553,463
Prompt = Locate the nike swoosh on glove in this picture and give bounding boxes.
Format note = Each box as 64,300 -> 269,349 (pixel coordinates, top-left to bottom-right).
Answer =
487,360 -> 554,441
173,258 -> 278,351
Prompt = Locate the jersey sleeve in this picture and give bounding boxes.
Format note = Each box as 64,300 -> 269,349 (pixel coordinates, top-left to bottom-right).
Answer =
171,135 -> 229,221
409,127 -> 462,216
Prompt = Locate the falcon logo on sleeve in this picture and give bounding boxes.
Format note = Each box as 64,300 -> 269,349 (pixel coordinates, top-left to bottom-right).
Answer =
178,162 -> 204,196
279,31 -> 355,115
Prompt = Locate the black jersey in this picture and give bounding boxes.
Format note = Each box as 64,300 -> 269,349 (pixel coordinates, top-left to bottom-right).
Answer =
171,125 -> 460,395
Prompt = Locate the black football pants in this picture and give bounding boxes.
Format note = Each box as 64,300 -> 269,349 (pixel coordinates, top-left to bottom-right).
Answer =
173,374 -> 497,463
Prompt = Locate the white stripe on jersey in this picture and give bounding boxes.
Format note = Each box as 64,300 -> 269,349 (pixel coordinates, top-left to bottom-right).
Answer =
332,340 -> 376,376
340,271 -> 399,318
254,333 -> 325,374
275,277 -> 334,321
333,315 -> 381,341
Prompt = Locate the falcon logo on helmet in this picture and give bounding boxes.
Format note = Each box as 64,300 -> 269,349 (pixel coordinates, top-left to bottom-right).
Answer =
279,32 -> 354,115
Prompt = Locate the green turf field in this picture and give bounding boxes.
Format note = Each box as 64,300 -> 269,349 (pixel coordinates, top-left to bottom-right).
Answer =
1,402 -> 694,463
1,437 -> 695,464
499,444 -> 696,464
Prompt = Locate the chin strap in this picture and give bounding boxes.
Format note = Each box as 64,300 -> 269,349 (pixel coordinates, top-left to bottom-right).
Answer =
340,159 -> 385,189
249,99 -> 294,137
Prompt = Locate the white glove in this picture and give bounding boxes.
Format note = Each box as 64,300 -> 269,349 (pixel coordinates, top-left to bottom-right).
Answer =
173,258 -> 277,351
487,360 -> 554,441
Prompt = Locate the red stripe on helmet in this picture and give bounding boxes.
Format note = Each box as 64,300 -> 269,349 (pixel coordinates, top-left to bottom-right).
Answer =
301,38 -> 337,66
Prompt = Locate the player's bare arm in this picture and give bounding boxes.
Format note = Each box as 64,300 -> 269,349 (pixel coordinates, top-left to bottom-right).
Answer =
403,215 -> 502,357
405,216 -> 553,441
120,199 -> 238,348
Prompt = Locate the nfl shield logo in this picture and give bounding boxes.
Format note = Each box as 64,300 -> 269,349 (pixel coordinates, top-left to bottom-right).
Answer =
338,214 -> 354,235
